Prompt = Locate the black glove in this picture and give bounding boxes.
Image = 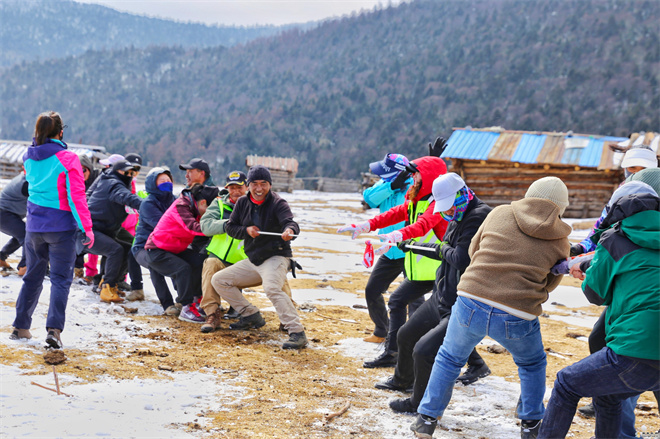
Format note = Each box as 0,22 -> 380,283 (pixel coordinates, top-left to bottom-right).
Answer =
570,243 -> 584,257
390,171 -> 411,190
429,137 -> 447,157
397,239 -> 414,252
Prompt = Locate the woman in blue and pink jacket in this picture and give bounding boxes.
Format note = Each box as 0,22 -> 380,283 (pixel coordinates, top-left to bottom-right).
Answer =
11,111 -> 93,349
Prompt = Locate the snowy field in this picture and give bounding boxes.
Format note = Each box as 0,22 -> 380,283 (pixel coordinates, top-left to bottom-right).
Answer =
0,189 -> 597,438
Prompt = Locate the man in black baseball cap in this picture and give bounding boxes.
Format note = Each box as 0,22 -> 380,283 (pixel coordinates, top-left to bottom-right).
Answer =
179,158 -> 214,187
124,153 -> 142,170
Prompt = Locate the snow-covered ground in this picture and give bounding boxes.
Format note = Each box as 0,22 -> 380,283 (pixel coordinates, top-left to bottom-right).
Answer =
0,189 -> 597,438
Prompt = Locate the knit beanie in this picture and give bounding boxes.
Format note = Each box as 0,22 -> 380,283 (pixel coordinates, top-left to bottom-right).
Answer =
625,168 -> 660,195
247,165 -> 272,184
190,184 -> 219,205
525,176 -> 569,215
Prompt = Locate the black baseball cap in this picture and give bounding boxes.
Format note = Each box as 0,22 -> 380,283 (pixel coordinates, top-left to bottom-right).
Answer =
112,160 -> 136,173
124,153 -> 142,169
225,171 -> 247,186
179,158 -> 211,176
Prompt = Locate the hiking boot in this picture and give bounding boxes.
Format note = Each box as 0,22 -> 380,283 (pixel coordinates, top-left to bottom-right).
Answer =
45,328 -> 63,349
578,402 -> 595,418
0,259 -> 11,269
229,311 -> 266,330
179,302 -> 205,323
363,334 -> 386,343
100,283 -> 124,303
222,306 -> 240,320
283,331 -> 308,349
390,397 -> 417,413
410,414 -> 437,438
164,303 -> 182,316
521,420 -> 541,439
9,327 -> 32,340
17,266 -> 27,276
201,309 -> 223,333
375,375 -> 412,392
117,280 -> 131,292
363,351 -> 398,368
456,363 -> 491,385
126,289 -> 145,301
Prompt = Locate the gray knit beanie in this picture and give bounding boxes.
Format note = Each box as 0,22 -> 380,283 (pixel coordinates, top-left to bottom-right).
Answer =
525,176 -> 569,215
625,168 -> 660,195
247,165 -> 272,184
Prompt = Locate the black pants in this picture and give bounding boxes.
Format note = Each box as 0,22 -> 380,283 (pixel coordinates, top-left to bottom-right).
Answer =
87,228 -> 131,287
146,248 -> 205,306
0,209 -> 26,268
365,256 -> 406,338
133,247 -> 175,310
395,298 -> 485,406
385,278 -> 434,353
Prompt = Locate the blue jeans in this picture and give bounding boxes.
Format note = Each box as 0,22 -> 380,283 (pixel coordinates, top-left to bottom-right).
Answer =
418,297 -> 547,421
13,230 -> 77,331
538,347 -> 660,439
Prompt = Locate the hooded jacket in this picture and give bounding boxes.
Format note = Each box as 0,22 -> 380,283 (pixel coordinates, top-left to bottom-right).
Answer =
457,198 -> 571,318
131,170 -> 176,254
87,170 -> 143,235
583,193 -> 660,361
145,188 -> 206,254
0,172 -> 28,218
363,178 -> 411,260
225,190 -> 299,266
368,156 -> 448,242
22,139 -> 92,233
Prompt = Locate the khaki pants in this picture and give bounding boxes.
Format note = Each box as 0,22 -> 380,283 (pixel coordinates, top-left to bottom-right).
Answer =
210,256 -> 302,333
201,257 -> 292,315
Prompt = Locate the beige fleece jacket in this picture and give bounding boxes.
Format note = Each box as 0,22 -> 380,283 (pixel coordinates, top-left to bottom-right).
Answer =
457,198 -> 571,317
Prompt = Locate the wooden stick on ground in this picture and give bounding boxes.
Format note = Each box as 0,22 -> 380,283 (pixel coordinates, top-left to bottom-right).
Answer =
315,312 -> 358,324
30,381 -> 72,397
52,365 -> 61,395
323,401 -> 351,425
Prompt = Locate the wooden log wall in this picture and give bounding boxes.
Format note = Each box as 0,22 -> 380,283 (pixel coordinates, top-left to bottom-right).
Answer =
0,161 -> 23,180
268,169 -> 295,193
451,159 -> 623,218
316,177 -> 360,193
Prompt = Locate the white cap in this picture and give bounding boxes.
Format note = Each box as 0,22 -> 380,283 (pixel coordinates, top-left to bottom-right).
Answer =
432,173 -> 466,213
99,153 -> 125,166
620,148 -> 658,170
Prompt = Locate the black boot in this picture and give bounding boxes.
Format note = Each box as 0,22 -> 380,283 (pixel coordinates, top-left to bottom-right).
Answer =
282,331 -> 308,349
363,350 -> 398,368
223,306 -> 240,320
456,363 -> 490,385
390,397 -> 417,413
520,420 -> 541,439
375,375 -> 412,392
229,311 -> 266,330
410,414 -> 437,438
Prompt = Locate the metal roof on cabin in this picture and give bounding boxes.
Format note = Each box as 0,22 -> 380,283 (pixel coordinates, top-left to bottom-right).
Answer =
442,129 -> 628,169
0,140 -> 106,164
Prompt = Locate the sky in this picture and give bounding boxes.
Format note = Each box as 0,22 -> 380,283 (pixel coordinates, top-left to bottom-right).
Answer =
73,0 -> 405,26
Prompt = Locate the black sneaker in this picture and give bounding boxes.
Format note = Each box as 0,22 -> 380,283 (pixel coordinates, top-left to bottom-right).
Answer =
282,331 -> 308,349
390,397 -> 417,413
578,402 -> 595,418
223,307 -> 240,320
521,420 -> 541,439
456,363 -> 491,385
228,311 -> 266,330
375,375 -> 412,392
410,414 -> 437,438
45,328 -> 63,349
363,351 -> 398,368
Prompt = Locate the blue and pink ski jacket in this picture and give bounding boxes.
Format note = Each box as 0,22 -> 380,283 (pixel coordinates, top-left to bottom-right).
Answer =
23,139 -> 92,233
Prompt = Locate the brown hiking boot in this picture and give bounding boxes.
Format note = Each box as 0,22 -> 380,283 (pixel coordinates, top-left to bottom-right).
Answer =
363,334 -> 386,343
201,308 -> 222,333
9,327 -> 32,340
46,328 -> 63,349
17,266 -> 26,276
126,289 -> 144,301
100,283 -> 124,303
0,259 -> 11,269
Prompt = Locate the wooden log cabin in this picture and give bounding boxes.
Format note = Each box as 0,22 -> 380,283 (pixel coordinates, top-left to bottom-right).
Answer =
245,155 -> 298,193
441,128 -> 659,218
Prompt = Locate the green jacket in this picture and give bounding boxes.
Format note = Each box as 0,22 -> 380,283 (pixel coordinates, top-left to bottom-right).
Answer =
200,193 -> 247,265
583,194 -> 660,361
404,196 -> 442,281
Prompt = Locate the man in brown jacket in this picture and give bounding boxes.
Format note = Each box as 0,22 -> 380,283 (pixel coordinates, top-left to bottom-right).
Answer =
410,176 -> 571,439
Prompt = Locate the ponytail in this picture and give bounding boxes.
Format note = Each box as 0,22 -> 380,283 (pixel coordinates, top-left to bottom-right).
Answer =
34,111 -> 63,145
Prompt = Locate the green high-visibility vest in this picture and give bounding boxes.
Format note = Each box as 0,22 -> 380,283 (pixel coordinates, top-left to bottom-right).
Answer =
404,196 -> 442,281
205,199 -> 247,265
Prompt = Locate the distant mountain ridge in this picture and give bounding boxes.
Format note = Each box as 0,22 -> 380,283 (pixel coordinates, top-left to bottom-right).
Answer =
1,0 -> 658,181
0,0 -> 303,67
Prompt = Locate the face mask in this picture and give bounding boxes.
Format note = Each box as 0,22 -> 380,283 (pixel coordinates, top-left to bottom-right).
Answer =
157,182 -> 173,192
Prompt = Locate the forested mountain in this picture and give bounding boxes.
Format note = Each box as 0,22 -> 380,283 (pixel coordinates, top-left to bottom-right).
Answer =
0,0 -> 296,67
1,0 -> 658,181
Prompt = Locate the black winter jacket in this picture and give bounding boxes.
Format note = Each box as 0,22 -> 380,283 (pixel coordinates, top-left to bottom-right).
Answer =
87,170 -> 143,235
225,191 -> 299,265
409,196 -> 492,315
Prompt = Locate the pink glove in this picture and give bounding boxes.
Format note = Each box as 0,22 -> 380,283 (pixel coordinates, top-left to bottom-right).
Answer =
337,221 -> 371,240
83,230 -> 95,249
374,230 -> 403,256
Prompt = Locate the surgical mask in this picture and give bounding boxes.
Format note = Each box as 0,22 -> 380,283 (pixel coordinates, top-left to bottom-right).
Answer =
157,182 -> 173,193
